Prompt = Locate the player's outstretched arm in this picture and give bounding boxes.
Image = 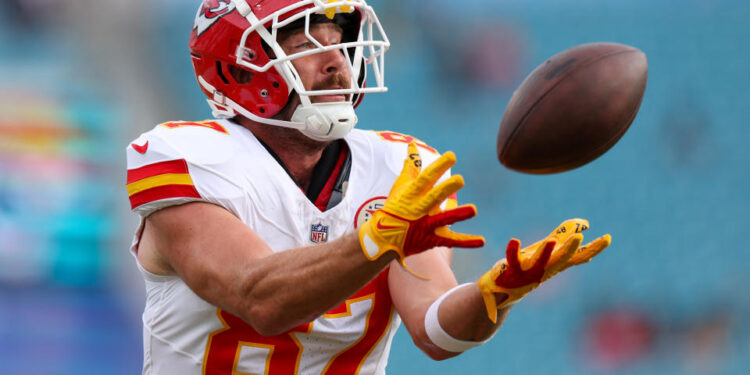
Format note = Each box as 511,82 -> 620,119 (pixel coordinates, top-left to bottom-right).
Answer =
139,203 -> 394,336
389,249 -> 510,361
391,219 -> 610,360
136,143 -> 483,337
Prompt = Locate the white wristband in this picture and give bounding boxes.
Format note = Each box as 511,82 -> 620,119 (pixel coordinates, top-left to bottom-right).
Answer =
424,283 -> 495,353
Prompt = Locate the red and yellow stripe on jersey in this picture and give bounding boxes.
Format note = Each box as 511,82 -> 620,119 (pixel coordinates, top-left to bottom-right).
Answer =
126,159 -> 201,209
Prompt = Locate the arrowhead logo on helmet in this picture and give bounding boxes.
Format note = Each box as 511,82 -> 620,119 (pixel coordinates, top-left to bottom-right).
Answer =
194,0 -> 236,36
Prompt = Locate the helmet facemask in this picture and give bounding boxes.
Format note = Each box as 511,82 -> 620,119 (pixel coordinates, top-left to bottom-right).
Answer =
216,0 -> 389,141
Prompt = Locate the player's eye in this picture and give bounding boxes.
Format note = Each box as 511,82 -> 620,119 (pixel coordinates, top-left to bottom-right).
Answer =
294,41 -> 316,50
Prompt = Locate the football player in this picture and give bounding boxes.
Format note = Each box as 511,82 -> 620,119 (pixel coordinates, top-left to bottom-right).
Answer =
125,1 -> 611,374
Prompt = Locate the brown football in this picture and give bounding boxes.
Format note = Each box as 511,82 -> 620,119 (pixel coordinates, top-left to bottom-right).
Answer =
497,42 -> 648,174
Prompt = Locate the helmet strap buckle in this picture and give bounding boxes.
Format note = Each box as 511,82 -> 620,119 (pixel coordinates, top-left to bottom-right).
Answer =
207,98 -> 235,119
213,90 -> 227,105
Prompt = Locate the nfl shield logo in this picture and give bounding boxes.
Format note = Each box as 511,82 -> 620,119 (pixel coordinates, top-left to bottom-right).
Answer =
310,223 -> 329,243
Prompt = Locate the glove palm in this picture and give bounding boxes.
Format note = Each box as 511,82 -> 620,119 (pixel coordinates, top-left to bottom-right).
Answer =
358,143 -> 485,269
478,219 -> 611,322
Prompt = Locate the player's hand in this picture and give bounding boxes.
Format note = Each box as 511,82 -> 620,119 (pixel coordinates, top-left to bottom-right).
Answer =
358,143 -> 485,269
477,219 -> 611,323
519,219 -> 611,282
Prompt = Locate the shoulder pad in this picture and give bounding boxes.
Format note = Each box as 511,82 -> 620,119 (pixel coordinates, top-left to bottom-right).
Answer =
357,130 -> 455,206
125,120 -> 243,215
148,120 -> 240,166
370,130 -> 440,155
365,130 -> 443,169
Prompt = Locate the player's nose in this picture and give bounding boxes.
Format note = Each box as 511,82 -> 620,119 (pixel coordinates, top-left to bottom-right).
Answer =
322,48 -> 348,75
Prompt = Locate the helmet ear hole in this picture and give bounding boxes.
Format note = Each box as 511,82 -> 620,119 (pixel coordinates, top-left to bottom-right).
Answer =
228,64 -> 254,84
216,62 -> 230,85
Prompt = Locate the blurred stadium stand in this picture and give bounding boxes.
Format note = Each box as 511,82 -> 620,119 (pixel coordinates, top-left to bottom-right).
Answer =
0,0 -> 747,374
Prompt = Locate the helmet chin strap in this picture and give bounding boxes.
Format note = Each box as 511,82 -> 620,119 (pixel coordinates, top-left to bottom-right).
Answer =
198,75 -> 357,141
292,101 -> 358,141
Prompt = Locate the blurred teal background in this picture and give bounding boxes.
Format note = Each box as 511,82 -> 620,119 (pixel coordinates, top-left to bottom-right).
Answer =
0,0 -> 747,374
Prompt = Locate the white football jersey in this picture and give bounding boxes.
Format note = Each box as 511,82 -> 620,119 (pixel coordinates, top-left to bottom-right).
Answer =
126,119 -> 453,375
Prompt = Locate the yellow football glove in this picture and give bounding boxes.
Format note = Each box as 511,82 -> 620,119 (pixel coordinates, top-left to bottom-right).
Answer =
358,143 -> 485,270
477,219 -> 611,323
519,219 -> 611,282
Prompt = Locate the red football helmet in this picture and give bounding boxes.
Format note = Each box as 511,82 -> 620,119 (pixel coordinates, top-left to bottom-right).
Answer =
189,0 -> 389,141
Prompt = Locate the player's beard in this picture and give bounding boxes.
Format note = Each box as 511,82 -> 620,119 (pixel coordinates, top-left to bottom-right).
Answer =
276,73 -> 351,117
266,120 -> 331,151
267,72 -> 351,147
310,73 -> 351,99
